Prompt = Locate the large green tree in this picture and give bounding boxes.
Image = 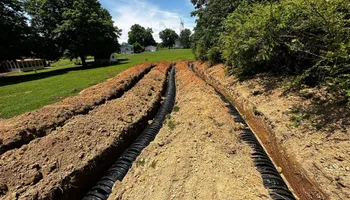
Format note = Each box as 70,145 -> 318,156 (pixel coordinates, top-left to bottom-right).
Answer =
144,28 -> 157,47
159,28 -> 179,49
24,0 -> 74,60
179,29 -> 192,49
0,0 -> 31,61
128,24 -> 156,47
55,0 -> 121,66
190,0 -> 242,61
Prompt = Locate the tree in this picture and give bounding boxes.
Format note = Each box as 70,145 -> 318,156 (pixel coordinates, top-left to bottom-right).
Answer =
0,0 -> 31,61
133,42 -> 143,53
144,28 -> 157,47
54,0 -> 121,67
159,29 -> 179,49
128,24 -> 146,46
24,0 -> 75,61
128,24 -> 156,47
179,29 -> 192,49
190,0 -> 241,61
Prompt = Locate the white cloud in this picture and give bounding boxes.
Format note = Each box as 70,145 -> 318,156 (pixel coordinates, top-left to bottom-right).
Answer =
110,0 -> 195,43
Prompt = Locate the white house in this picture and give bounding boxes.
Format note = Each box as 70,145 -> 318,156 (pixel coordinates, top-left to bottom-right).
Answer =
120,43 -> 134,54
174,39 -> 183,48
145,45 -> 157,52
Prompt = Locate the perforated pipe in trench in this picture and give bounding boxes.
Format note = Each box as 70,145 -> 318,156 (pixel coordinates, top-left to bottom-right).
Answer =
190,63 -> 296,200
83,66 -> 176,200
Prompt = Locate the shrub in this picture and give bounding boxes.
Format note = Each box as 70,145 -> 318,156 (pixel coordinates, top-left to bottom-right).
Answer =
133,42 -> 144,53
221,0 -> 350,100
207,47 -> 222,67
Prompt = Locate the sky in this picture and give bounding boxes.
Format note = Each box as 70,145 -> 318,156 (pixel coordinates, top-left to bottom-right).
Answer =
99,0 -> 196,43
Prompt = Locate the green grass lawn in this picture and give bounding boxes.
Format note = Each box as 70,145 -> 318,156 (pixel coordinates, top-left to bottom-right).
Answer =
0,49 -> 194,118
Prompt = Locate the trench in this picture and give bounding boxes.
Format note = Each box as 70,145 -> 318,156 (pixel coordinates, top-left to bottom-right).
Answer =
0,65 -> 154,155
81,67 -> 176,200
189,63 -> 296,200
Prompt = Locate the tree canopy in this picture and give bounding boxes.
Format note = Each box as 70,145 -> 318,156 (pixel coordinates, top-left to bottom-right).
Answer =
55,0 -> 121,66
0,0 -> 31,61
23,0 -> 121,65
179,29 -> 192,49
128,24 -> 156,47
159,29 -> 179,49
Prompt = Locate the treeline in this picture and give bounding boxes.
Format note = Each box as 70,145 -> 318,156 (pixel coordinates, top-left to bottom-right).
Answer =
191,0 -> 350,101
127,24 -> 192,52
1,0 -> 120,66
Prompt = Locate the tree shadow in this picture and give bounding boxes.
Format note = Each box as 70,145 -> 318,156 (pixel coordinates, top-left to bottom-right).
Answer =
0,61 -> 130,87
236,73 -> 291,95
290,97 -> 350,132
238,73 -> 350,131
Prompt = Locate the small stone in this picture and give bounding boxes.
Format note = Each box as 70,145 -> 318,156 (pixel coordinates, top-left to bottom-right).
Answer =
157,141 -> 164,147
277,167 -> 283,174
345,167 -> 350,171
177,158 -> 180,163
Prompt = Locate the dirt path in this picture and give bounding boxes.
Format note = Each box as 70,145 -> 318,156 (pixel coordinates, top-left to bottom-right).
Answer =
193,62 -> 350,200
107,61 -> 270,200
0,62 -> 170,200
0,62 -> 153,155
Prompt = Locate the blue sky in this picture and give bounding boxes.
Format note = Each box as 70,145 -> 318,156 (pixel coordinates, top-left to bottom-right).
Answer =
99,0 -> 196,43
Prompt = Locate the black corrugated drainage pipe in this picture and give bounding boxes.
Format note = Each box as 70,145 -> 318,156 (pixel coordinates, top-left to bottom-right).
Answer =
189,63 -> 296,200
83,66 -> 176,200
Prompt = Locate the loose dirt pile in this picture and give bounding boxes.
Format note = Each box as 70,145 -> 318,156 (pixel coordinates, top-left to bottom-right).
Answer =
0,62 -> 153,155
0,62 -> 170,200
107,61 -> 270,200
193,62 -> 350,200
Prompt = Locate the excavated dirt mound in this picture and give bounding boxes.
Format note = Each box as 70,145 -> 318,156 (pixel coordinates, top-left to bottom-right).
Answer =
0,62 -> 153,155
193,62 -> 350,200
107,61 -> 270,200
0,62 -> 170,200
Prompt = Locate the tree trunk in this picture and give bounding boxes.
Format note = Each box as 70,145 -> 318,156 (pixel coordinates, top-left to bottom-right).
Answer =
80,55 -> 87,67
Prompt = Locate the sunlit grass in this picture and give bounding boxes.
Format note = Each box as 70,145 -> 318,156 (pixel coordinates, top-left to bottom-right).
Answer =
0,49 -> 194,118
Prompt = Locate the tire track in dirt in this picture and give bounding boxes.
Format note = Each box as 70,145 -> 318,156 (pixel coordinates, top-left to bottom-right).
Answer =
0,62 -> 170,200
107,61 -> 270,200
0,62 -> 154,155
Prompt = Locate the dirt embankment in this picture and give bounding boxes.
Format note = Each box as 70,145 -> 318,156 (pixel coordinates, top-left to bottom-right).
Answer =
0,62 -> 153,155
0,62 -> 170,200
193,62 -> 350,200
107,61 -> 270,200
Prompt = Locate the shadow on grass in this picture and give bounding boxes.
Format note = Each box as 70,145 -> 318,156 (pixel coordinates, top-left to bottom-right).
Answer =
0,61 -> 130,87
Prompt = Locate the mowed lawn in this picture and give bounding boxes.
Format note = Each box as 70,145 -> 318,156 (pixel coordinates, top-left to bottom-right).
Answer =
0,49 -> 194,118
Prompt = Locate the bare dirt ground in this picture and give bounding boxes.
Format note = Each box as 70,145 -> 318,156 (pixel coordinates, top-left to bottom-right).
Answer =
0,62 -> 153,155
107,61 -> 270,200
193,62 -> 350,200
0,62 -> 170,200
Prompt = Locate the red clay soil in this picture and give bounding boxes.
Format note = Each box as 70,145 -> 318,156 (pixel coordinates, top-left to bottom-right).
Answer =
193,62 -> 350,200
107,61 -> 270,200
0,62 -> 170,200
0,62 -> 153,155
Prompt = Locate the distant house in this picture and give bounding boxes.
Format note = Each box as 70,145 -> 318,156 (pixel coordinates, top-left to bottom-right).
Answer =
145,45 -> 157,52
174,39 -> 183,48
120,43 -> 134,54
